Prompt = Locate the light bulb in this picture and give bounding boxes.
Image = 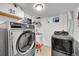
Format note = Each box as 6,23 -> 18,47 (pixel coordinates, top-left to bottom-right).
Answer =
34,3 -> 44,11
36,5 -> 43,11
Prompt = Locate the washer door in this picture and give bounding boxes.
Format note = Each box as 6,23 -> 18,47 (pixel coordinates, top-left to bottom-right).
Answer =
16,31 -> 35,54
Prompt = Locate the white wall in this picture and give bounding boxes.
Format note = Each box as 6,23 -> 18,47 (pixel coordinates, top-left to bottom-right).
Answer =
0,3 -> 25,23
65,6 -> 79,42
67,11 -> 74,36
68,6 -> 79,55
34,13 -> 68,47
0,3 -> 24,18
73,7 -> 79,42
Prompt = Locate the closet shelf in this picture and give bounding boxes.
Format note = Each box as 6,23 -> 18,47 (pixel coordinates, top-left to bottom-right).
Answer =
0,11 -> 22,20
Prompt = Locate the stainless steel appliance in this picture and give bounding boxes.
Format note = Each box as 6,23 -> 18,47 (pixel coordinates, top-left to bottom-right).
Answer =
0,29 -> 8,56
0,21 -> 8,56
0,22 -> 35,56
51,31 -> 74,56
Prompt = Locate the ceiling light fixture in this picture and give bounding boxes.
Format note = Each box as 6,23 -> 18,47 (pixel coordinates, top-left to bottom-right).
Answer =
33,3 -> 44,11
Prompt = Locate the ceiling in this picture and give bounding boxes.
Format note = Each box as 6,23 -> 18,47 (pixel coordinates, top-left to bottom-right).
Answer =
17,3 -> 79,17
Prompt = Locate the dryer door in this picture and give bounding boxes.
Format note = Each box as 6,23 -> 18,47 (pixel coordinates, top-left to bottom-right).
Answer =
16,31 -> 35,54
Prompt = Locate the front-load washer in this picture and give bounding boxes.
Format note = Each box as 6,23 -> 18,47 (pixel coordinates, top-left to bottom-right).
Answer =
8,22 -> 35,56
0,22 -> 35,56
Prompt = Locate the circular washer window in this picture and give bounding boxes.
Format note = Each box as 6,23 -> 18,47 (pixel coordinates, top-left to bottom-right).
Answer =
16,31 -> 35,53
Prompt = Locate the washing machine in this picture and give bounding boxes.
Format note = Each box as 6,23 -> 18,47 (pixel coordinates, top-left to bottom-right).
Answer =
51,31 -> 74,56
8,22 -> 35,56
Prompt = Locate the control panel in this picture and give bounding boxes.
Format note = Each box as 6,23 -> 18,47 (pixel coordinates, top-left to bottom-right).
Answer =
10,22 -> 35,29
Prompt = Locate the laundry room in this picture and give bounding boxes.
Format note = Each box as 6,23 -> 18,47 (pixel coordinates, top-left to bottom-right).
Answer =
1,2 -> 79,56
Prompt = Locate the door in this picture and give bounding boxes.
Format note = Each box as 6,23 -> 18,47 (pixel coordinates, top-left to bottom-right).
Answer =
16,30 -> 35,54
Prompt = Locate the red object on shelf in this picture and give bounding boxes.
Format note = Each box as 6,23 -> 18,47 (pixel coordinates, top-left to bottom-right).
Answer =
36,41 -> 41,49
